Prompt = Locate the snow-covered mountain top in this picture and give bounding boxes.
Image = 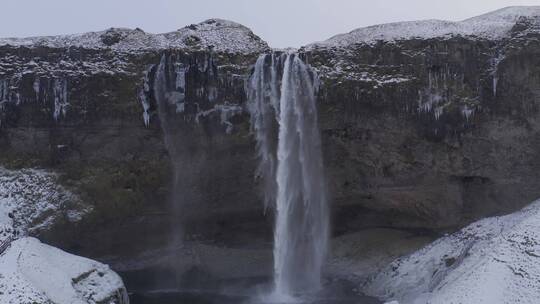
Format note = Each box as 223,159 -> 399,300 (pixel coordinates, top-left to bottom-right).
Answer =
464,6 -> 540,23
310,6 -> 540,48
0,18 -> 269,54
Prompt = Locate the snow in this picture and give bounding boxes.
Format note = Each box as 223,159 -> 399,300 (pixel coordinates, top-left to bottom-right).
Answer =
0,167 -> 126,303
0,237 -> 128,304
0,19 -> 269,54
310,6 -> 540,48
195,103 -> 243,134
364,199 -> 540,304
0,166 -> 88,243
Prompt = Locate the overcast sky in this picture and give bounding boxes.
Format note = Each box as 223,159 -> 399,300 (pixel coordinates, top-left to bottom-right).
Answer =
1,0 -> 539,48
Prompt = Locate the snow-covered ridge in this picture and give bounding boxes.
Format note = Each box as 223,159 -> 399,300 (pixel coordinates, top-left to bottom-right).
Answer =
0,18 -> 268,54
311,6 -> 540,48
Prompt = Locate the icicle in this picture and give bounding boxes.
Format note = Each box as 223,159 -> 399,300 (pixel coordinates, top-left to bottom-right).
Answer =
207,86 -> 218,102
33,77 -> 40,101
493,75 -> 498,97
139,88 -> 150,127
52,78 -> 69,121
491,52 -> 504,98
462,105 -> 474,121
0,79 -> 9,103
198,54 -> 209,72
139,66 -> 154,127
174,63 -> 188,91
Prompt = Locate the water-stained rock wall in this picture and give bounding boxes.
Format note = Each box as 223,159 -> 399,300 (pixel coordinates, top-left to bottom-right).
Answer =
1,17 -> 540,266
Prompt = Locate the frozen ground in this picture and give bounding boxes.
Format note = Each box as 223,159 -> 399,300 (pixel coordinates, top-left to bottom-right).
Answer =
364,199 -> 540,304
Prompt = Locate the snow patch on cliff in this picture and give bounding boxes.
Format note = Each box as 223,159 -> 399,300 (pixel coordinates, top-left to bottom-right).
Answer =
311,6 -> 540,48
0,237 -> 128,304
0,167 -> 88,243
0,19 -> 268,54
195,103 -> 243,134
364,199 -> 540,304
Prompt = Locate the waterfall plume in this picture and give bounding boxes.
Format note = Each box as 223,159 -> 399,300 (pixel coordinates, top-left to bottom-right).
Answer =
248,52 -> 329,297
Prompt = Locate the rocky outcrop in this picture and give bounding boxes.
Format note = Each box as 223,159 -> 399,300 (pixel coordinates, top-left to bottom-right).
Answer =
0,237 -> 128,304
1,6 -> 540,277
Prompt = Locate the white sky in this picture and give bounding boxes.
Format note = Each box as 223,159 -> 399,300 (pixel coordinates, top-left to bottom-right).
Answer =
1,0 -> 539,48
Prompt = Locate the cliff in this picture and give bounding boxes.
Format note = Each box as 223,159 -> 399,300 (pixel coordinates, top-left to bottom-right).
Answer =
1,7 -> 539,276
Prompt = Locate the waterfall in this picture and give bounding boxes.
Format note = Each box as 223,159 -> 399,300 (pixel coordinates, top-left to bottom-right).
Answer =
153,54 -> 187,249
248,52 -> 329,297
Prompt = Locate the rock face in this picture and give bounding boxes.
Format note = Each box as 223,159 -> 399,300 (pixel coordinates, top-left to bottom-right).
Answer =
0,19 -> 270,261
304,6 -> 540,230
0,6 -> 540,275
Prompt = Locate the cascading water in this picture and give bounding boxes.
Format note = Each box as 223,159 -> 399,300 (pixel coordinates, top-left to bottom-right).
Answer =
154,54 -> 185,248
152,53 -> 210,262
248,52 -> 329,298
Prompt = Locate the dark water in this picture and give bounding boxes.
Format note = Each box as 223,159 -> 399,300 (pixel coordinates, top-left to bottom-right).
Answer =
130,290 -> 246,304
130,290 -> 380,304
122,266 -> 380,304
127,277 -> 381,304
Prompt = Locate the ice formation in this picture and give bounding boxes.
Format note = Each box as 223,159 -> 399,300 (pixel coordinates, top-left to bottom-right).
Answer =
195,103 -> 243,134
53,78 -> 69,121
139,66 -> 154,126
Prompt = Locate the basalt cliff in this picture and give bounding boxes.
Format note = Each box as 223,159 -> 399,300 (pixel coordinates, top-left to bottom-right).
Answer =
1,6 -> 540,297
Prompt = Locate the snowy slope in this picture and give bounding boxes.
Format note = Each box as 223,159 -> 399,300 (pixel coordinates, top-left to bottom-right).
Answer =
0,237 -> 128,304
0,19 -> 268,54
311,6 -> 540,48
0,167 -> 88,243
0,167 -> 127,304
364,199 -> 540,304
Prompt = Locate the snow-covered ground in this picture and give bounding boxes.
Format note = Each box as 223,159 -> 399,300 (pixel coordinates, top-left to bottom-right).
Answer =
310,6 -> 540,48
0,18 -> 268,54
0,237 -> 128,304
364,199 -> 540,304
0,167 -> 127,304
